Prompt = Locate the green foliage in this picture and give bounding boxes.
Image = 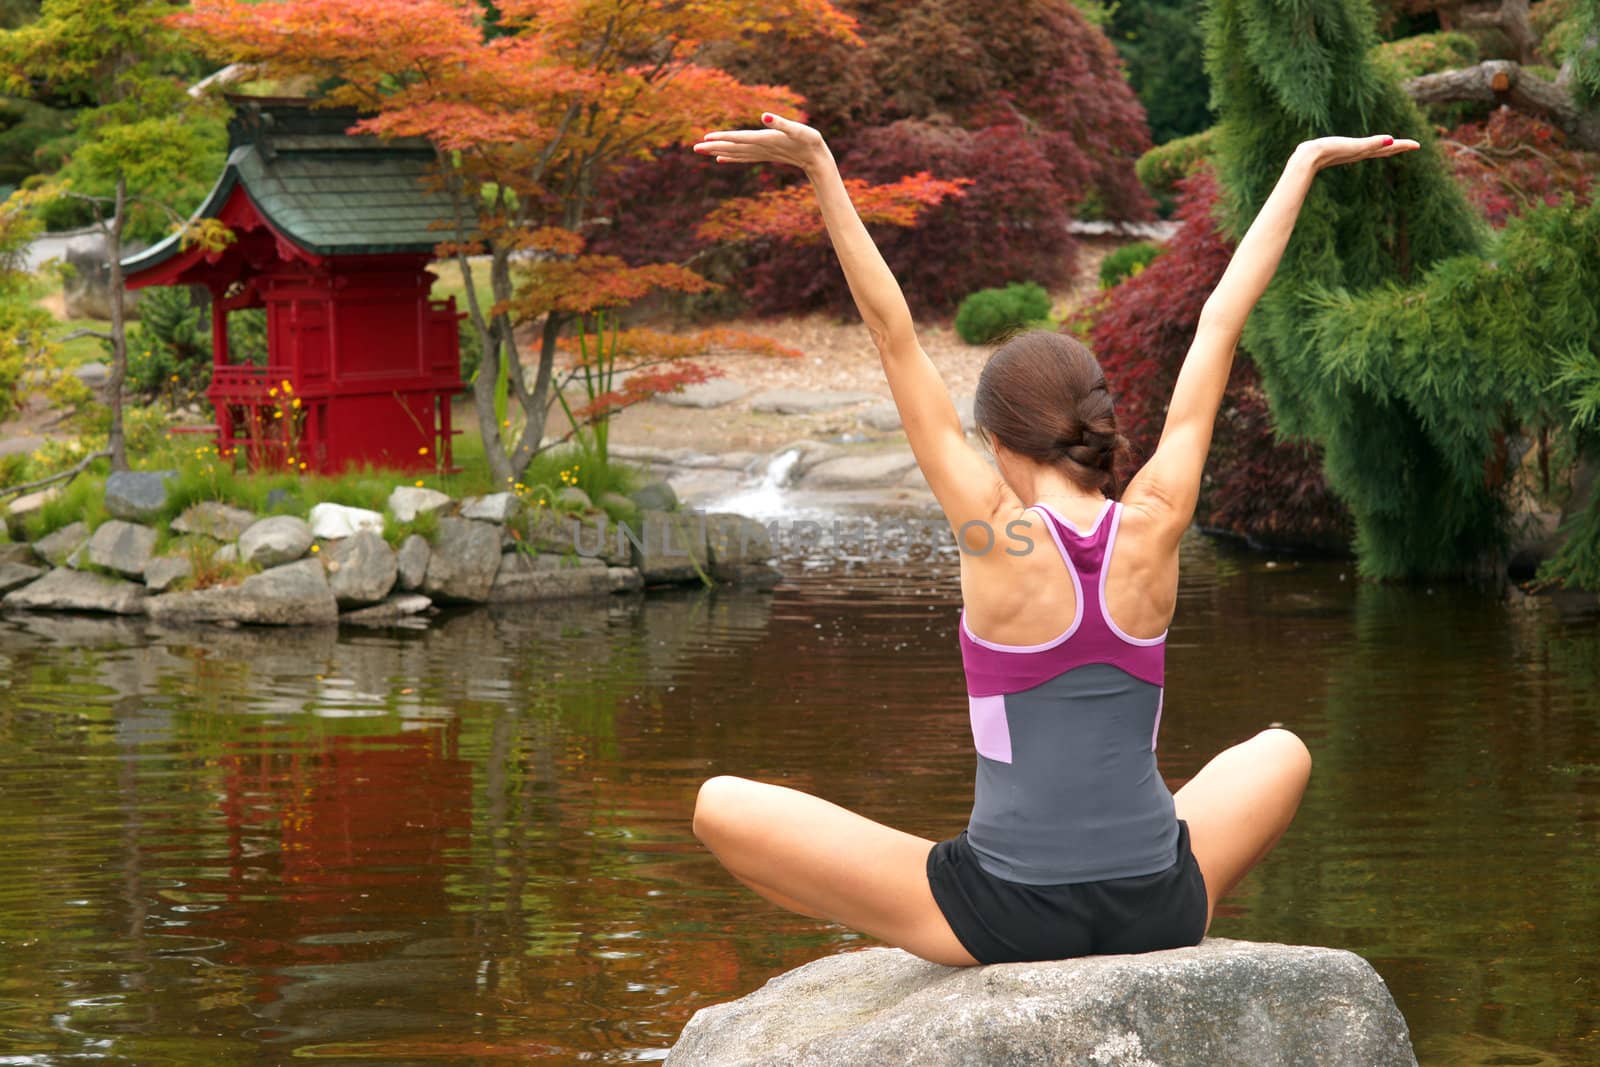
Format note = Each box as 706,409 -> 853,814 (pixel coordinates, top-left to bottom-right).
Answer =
1108,0 -> 1214,144
0,189 -> 52,423
1,0 -> 228,243
1099,241 -> 1164,288
1136,128 -> 1215,202
1206,0 -> 1493,579
1371,32 -> 1478,81
1299,201 -> 1600,579
1537,0 -> 1600,107
124,285 -> 266,399
382,506 -> 440,548
23,464 -> 108,538
954,282 -> 1054,344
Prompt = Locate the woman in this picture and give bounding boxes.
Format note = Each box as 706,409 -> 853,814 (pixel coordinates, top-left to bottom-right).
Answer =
690,113 -> 1418,967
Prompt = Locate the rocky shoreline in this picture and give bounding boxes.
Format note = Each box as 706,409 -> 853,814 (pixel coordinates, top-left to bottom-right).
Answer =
1,470 -> 780,629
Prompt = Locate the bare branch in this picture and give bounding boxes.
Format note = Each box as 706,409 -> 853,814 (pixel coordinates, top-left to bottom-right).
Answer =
1405,60 -> 1600,151
59,327 -> 113,343
0,450 -> 111,499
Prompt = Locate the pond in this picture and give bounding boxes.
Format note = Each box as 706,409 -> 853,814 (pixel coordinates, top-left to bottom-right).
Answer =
0,517 -> 1595,1066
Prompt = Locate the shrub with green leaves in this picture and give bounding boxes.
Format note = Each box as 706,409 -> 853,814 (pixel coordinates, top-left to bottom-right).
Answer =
954,282 -> 1053,344
1136,129 -> 1215,203
1099,242 -> 1164,288
124,285 -> 266,399
1370,31 -> 1478,80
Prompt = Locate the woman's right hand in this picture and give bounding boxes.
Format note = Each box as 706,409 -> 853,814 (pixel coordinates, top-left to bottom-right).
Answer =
1297,134 -> 1420,171
693,112 -> 833,174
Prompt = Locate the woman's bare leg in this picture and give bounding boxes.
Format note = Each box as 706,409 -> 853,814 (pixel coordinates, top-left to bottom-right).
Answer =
1173,727 -> 1313,933
692,775 -> 980,966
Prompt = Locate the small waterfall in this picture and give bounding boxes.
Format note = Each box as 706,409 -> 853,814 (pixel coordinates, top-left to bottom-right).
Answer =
704,448 -> 802,519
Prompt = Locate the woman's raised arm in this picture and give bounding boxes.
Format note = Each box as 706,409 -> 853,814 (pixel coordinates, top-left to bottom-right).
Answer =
1121,134 -> 1420,549
695,114 -> 1011,538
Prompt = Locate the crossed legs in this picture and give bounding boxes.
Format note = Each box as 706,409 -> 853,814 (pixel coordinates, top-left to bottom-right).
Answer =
692,727 -> 1312,964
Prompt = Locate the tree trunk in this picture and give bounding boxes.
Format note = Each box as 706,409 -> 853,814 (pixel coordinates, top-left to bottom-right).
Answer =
106,175 -> 129,473
471,246 -> 515,488
1404,61 -> 1600,151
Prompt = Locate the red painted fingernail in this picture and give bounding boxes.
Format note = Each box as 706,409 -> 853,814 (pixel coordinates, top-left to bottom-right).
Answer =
762,113 -> 774,124
1383,136 -> 1394,146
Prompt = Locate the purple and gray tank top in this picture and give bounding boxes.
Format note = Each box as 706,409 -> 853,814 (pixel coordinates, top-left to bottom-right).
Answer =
958,498 -> 1178,885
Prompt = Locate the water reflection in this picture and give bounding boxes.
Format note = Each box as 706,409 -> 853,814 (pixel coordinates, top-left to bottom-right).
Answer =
0,529 -> 1595,1065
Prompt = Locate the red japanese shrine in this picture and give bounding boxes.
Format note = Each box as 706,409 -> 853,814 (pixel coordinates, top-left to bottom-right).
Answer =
122,98 -> 466,474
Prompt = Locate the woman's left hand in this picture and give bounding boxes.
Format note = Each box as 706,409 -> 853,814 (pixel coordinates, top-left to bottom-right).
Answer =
693,112 -> 832,173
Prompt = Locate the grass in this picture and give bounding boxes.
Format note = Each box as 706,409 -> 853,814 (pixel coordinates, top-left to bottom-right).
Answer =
428,256 -> 497,321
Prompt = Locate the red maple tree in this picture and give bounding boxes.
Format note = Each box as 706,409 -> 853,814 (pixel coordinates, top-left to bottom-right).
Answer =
175,0 -> 961,483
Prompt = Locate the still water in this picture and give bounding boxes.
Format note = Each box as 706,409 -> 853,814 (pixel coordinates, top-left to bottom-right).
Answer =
0,522 -> 1595,1066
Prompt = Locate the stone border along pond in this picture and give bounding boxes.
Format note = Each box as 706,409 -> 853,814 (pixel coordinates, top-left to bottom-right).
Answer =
0,470 -> 779,629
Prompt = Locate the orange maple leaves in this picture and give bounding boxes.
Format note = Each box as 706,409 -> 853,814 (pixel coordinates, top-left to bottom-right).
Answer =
698,172 -> 973,243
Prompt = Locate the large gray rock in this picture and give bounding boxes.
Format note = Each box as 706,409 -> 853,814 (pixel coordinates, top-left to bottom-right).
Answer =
631,509 -> 709,584
142,555 -> 192,594
104,470 -> 177,523
145,558 -> 338,626
340,593 -> 432,627
387,485 -> 451,523
0,542 -> 36,566
798,449 -> 920,490
3,568 -> 147,615
84,520 -> 157,579
238,515 -> 314,567
749,388 -> 877,414
859,398 -> 973,434
488,551 -> 611,602
629,480 -> 678,512
666,940 -> 1418,1067
308,502 -> 385,540
0,562 -> 44,594
323,530 -> 397,607
704,513 -> 773,578
459,492 -> 520,524
422,517 -> 502,602
657,379 -> 750,409
33,522 -> 89,567
3,487 -> 58,538
171,501 -> 256,541
396,533 -> 431,591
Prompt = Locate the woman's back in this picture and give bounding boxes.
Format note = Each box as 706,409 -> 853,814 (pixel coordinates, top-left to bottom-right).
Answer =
957,499 -> 1178,885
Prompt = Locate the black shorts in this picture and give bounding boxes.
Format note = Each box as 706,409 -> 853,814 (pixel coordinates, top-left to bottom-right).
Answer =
926,819 -> 1209,964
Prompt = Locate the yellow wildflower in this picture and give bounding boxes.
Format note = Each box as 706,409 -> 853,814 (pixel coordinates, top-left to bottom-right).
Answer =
291,397 -> 301,410
281,379 -> 293,394
414,480 -> 425,488
268,387 -> 278,398
418,446 -> 429,456
310,544 -> 320,553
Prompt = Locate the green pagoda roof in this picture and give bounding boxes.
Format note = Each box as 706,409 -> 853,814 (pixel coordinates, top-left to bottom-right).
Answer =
123,99 -> 468,275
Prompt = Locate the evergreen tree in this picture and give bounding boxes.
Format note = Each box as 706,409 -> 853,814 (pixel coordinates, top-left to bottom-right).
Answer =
1206,0 -> 1493,578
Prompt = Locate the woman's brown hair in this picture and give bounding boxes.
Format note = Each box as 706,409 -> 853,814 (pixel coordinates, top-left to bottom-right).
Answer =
973,330 -> 1131,499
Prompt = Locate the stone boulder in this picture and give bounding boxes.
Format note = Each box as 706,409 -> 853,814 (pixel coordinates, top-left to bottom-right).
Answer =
749,388 -> 877,414
631,508 -> 708,584
629,480 -> 678,512
33,522 -> 89,567
703,513 -> 773,579
340,593 -> 432,627
84,520 -> 157,579
171,501 -> 257,541
656,379 -> 750,409
238,515 -> 314,567
422,517 -> 501,602
3,487 -> 58,538
3,569 -> 147,615
396,533 -> 431,591
608,566 -> 643,593
308,502 -> 385,540
666,940 -> 1418,1067
598,491 -> 641,525
797,449 -> 920,490
142,556 -> 192,594
104,470 -> 178,523
488,551 -> 611,602
323,530 -> 398,606
459,492 -> 520,524
145,558 -> 338,626
0,543 -> 36,566
388,485 -> 451,523
0,562 -> 44,595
